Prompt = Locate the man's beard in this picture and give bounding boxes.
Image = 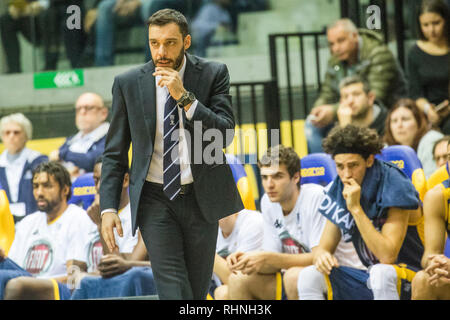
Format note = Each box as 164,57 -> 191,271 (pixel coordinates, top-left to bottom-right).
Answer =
155,47 -> 185,71
352,104 -> 370,121
36,197 -> 60,214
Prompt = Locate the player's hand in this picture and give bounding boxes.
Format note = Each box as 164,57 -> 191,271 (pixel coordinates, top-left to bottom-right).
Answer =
426,254 -> 450,287
227,251 -> 266,275
313,248 -> 339,275
342,178 -> 362,213
101,212 -> 123,253
337,102 -> 352,127
98,254 -> 131,278
308,105 -> 335,128
226,251 -> 244,273
153,67 -> 186,101
84,9 -> 98,33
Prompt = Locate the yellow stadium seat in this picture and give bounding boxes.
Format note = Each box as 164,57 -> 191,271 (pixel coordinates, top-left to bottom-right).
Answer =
426,164 -> 449,191
0,189 -> 15,255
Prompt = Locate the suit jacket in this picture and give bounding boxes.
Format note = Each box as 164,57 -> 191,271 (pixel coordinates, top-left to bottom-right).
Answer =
100,54 -> 244,234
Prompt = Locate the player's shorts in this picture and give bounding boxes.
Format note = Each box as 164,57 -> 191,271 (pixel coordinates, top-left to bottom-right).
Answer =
324,264 -> 418,300
0,258 -> 31,299
50,279 -> 72,300
392,263 -> 418,300
71,267 -> 156,300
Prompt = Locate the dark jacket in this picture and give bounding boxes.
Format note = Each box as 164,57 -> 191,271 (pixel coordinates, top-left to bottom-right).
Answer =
315,29 -> 407,109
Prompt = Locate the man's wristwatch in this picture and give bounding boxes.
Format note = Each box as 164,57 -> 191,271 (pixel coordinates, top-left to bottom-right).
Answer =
176,91 -> 196,108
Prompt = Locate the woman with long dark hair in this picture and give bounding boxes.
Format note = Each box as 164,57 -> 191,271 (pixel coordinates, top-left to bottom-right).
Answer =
407,0 -> 450,133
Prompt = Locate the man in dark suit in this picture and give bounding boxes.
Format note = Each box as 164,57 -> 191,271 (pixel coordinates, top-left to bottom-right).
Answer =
99,9 -> 243,300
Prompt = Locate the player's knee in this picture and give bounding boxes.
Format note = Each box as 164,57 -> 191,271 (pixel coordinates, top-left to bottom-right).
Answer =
297,265 -> 326,300
214,284 -> 229,300
369,264 -> 397,291
227,273 -> 251,298
411,270 -> 430,300
4,277 -> 28,300
283,267 -> 302,300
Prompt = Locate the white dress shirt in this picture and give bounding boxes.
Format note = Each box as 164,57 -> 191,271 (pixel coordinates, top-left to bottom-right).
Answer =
146,55 -> 197,185
101,55 -> 198,216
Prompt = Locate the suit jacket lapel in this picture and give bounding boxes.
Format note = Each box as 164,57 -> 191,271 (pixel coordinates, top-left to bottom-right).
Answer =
138,61 -> 157,143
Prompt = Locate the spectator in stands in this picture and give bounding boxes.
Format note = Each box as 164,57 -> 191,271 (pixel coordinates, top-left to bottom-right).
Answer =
305,18 -> 407,153
0,161 -> 91,300
433,135 -> 450,168
0,0 -> 47,73
43,0 -> 87,70
0,113 -> 48,222
49,92 -> 109,178
383,98 -> 444,178
94,0 -> 188,66
211,209 -> 264,300
298,125 -> 422,300
191,0 -> 234,57
226,145 -> 357,300
412,139 -> 450,299
407,0 -> 450,134
336,75 -> 388,135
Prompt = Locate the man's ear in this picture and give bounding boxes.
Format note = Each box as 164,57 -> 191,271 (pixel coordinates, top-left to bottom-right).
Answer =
292,171 -> 300,185
62,185 -> 70,201
366,154 -> 375,168
122,173 -> 130,189
184,34 -> 191,50
367,90 -> 376,106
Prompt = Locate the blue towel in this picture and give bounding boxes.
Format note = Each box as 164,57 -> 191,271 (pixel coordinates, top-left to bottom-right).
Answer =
319,159 -> 420,241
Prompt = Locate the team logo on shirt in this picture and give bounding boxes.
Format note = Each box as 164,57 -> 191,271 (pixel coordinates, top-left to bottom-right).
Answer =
88,235 -> 103,271
279,231 -> 309,254
23,240 -> 53,276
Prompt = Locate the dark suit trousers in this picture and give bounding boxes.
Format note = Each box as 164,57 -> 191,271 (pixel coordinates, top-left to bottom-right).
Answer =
137,182 -> 218,300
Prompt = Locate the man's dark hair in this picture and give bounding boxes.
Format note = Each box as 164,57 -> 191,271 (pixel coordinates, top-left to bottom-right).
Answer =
339,75 -> 371,94
258,145 -> 301,179
322,125 -> 384,159
32,161 -> 72,201
147,8 -> 189,39
432,135 -> 450,157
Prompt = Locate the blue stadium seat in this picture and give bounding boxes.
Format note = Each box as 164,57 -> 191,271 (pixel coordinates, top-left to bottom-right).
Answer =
376,145 -> 427,201
445,237 -> 450,258
225,154 -> 256,210
300,153 -> 337,186
68,173 -> 96,210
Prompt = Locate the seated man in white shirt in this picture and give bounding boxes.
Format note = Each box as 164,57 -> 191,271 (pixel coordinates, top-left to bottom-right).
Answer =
49,92 -> 109,179
0,161 -> 92,300
210,208 -> 264,300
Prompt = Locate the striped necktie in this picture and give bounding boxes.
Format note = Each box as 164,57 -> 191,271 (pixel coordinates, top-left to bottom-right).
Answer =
163,92 -> 181,200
